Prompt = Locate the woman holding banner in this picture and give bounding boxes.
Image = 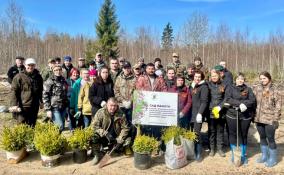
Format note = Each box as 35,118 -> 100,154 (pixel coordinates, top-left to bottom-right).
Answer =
190,70 -> 209,162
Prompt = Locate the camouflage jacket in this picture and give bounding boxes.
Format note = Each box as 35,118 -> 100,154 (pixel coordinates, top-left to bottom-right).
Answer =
43,75 -> 69,111
166,62 -> 186,75
253,83 -> 282,125
110,69 -> 121,84
135,74 -> 167,92
114,72 -> 136,107
91,107 -> 130,141
41,67 -> 53,82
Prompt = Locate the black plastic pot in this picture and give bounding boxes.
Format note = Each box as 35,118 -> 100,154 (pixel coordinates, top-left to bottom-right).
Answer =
73,149 -> 87,164
134,152 -> 151,170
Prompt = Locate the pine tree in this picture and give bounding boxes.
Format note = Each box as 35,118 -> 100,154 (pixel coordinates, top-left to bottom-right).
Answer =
161,22 -> 174,50
95,0 -> 120,62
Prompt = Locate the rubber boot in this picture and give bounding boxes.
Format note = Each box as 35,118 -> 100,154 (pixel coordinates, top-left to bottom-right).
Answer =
230,144 -> 236,163
240,144 -> 248,165
91,144 -> 102,165
256,145 -> 268,163
195,143 -> 202,162
265,148 -> 277,167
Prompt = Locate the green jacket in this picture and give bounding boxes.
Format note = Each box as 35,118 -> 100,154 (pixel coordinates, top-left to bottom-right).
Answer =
166,62 -> 186,75
91,107 -> 130,141
41,67 -> 53,82
70,78 -> 82,112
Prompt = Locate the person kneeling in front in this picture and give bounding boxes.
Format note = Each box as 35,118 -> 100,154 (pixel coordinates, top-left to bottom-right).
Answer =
91,97 -> 131,165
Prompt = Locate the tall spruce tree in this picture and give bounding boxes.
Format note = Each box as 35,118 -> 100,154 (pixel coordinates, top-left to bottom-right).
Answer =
161,22 -> 174,50
95,0 -> 120,62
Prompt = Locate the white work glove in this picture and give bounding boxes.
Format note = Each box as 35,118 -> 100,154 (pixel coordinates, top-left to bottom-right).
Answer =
100,101 -> 106,107
179,112 -> 184,118
122,101 -> 131,109
46,111 -> 52,118
196,113 -> 202,123
239,103 -> 247,112
9,106 -> 21,113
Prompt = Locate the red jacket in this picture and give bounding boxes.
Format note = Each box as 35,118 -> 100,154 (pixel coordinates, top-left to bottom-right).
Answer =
168,86 -> 192,115
135,75 -> 167,92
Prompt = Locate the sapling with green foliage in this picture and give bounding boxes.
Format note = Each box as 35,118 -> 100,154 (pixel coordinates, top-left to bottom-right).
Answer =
33,122 -> 66,156
0,124 -> 34,152
132,135 -> 159,154
68,127 -> 94,150
161,126 -> 196,146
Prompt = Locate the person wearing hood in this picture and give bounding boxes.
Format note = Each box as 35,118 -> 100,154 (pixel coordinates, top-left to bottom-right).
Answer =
168,74 -> 192,128
7,56 -> 25,84
224,72 -> 256,166
193,56 -> 209,80
165,67 -> 176,90
207,69 -> 227,157
190,70 -> 209,162
43,64 -> 69,132
253,71 -> 282,167
62,56 -> 74,79
10,58 -> 43,127
166,53 -> 186,75
89,66 -> 114,116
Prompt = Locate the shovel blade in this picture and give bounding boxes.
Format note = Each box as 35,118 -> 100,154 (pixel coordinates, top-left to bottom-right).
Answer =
98,154 -> 111,168
233,148 -> 242,167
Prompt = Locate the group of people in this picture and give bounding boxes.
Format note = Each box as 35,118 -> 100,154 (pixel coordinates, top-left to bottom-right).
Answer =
7,52 -> 281,167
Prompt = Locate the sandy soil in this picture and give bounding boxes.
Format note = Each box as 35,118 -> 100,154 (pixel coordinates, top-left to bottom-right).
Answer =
0,84 -> 284,175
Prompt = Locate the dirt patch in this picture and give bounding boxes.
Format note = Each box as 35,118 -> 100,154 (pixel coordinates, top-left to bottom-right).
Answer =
0,84 -> 284,174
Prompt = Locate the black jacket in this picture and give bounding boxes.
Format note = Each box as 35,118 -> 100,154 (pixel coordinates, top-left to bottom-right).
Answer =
224,84 -> 256,119
208,81 -> 227,118
62,64 -> 74,79
89,78 -> 114,115
7,65 -> 25,84
222,69 -> 233,86
190,81 -> 209,123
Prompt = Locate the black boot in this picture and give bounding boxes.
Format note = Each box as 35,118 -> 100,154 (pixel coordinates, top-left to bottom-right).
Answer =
195,143 -> 202,162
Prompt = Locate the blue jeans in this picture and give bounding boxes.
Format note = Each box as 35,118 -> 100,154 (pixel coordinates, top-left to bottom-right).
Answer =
52,108 -> 66,132
83,115 -> 92,128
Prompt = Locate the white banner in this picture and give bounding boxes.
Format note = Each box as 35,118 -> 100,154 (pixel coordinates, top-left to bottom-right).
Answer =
132,90 -> 178,126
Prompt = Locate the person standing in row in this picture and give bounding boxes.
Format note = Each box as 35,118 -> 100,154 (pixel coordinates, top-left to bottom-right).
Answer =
62,56 -> 74,79
43,65 -> 69,132
109,57 -> 121,84
10,58 -> 43,127
207,69 -> 227,157
89,66 -> 114,116
190,70 -> 209,162
224,72 -> 256,166
41,58 -> 56,82
7,56 -> 25,84
253,71 -> 282,167
168,74 -> 192,128
166,53 -> 186,75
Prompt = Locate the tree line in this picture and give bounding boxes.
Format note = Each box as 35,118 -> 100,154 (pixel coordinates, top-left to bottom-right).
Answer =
1,1 -> 284,81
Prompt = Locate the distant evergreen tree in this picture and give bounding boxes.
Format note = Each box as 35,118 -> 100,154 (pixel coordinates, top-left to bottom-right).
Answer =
95,0 -> 120,62
161,22 -> 174,50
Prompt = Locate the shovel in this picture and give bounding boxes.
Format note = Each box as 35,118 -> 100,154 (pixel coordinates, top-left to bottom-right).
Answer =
98,144 -> 118,168
233,107 -> 241,167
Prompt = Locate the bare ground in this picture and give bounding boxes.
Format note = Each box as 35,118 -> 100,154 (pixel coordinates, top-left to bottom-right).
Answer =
0,84 -> 284,175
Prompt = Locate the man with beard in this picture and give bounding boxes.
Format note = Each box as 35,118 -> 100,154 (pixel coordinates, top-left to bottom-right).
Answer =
136,63 -> 167,141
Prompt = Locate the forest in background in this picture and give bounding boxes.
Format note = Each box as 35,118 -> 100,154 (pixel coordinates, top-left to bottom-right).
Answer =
1,1 -> 284,81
